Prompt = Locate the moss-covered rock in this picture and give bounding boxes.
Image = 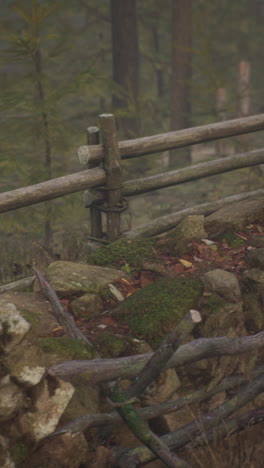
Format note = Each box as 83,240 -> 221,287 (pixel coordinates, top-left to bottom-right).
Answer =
217,230 -> 245,248
114,277 -> 203,346
163,215 -> 207,256
39,337 -> 94,360
94,333 -> 133,358
45,261 -> 127,298
10,442 -> 30,465
89,238 -> 158,269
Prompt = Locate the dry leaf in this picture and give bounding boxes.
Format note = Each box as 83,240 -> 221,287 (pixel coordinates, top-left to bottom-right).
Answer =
179,259 -> 193,268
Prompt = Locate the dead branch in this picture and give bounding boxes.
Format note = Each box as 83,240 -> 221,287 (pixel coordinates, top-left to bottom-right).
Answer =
107,311 -> 200,467
116,371 -> 264,466
47,365 -> 264,438
48,331 -> 264,382
125,310 -> 201,400
34,268 -> 99,355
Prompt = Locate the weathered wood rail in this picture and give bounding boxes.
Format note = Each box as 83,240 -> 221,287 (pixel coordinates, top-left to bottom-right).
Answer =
0,112 -> 264,241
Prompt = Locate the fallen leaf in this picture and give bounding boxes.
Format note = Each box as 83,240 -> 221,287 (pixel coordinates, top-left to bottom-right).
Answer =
179,259 -> 193,268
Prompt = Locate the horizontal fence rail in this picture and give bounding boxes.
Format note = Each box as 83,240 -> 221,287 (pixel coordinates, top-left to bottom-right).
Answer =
124,189 -> 264,238
1,112 -> 264,243
0,167 -> 106,214
122,148 -> 264,196
78,113 -> 264,165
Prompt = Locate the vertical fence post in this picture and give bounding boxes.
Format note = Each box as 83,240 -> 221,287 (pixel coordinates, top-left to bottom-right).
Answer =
86,126 -> 103,238
99,113 -> 122,242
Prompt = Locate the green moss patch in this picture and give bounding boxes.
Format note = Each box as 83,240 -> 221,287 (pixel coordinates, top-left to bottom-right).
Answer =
89,238 -> 158,269
217,231 -> 244,248
115,277 -> 203,346
10,442 -> 30,464
39,337 -> 94,359
94,333 -> 132,358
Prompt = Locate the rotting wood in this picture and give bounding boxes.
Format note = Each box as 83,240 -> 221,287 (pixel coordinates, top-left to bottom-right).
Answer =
0,167 -> 106,213
77,113 -> 264,165
99,113 -> 123,242
124,189 -> 264,238
122,148 -> 264,197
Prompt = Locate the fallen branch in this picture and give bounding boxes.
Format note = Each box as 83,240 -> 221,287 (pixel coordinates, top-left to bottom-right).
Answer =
125,310 -> 201,401
34,268 -> 99,355
48,331 -> 264,382
187,407 -> 264,450
116,371 -> 264,466
123,189 -> 264,238
0,275 -> 35,294
47,364 -> 264,437
108,311 -> 201,467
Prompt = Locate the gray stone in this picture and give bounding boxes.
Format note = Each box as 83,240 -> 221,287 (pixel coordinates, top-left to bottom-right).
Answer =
204,198 -> 264,235
0,380 -> 26,421
0,301 -> 31,353
18,377 -> 74,442
243,268 -> 264,287
245,248 -> 264,269
202,269 -> 241,301
250,235 -> 264,248
165,215 -> 207,255
45,261 -> 128,298
70,293 -> 104,319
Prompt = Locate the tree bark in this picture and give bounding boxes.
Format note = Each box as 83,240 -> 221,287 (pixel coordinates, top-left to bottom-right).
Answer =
111,0 -> 139,136
170,0 -> 192,167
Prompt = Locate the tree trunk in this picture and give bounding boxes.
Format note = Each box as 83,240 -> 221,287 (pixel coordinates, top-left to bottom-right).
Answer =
33,44 -> 53,252
170,0 -> 192,167
111,0 -> 139,137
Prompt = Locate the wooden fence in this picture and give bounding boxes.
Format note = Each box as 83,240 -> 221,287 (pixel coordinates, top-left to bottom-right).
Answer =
1,113 -> 264,242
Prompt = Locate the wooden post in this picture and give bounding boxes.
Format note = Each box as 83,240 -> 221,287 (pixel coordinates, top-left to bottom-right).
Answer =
86,126 -> 103,238
99,113 -> 122,242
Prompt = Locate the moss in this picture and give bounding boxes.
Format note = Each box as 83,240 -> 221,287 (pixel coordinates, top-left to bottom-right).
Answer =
204,293 -> 225,313
218,231 -> 244,247
10,442 -> 30,464
39,337 -> 95,359
20,309 -> 37,325
89,238 -> 158,268
94,333 -> 131,358
115,277 -> 203,346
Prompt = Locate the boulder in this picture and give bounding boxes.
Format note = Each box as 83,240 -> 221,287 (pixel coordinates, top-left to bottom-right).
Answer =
44,261 -> 128,297
163,215 -> 207,255
202,269 -> 241,302
244,248 -> 264,269
18,377 -> 74,442
70,293 -> 104,319
114,277 -> 203,346
204,198 -> 264,235
0,301 -> 30,353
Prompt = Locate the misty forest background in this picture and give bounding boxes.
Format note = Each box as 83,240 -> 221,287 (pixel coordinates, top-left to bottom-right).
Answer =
0,0 -> 264,282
